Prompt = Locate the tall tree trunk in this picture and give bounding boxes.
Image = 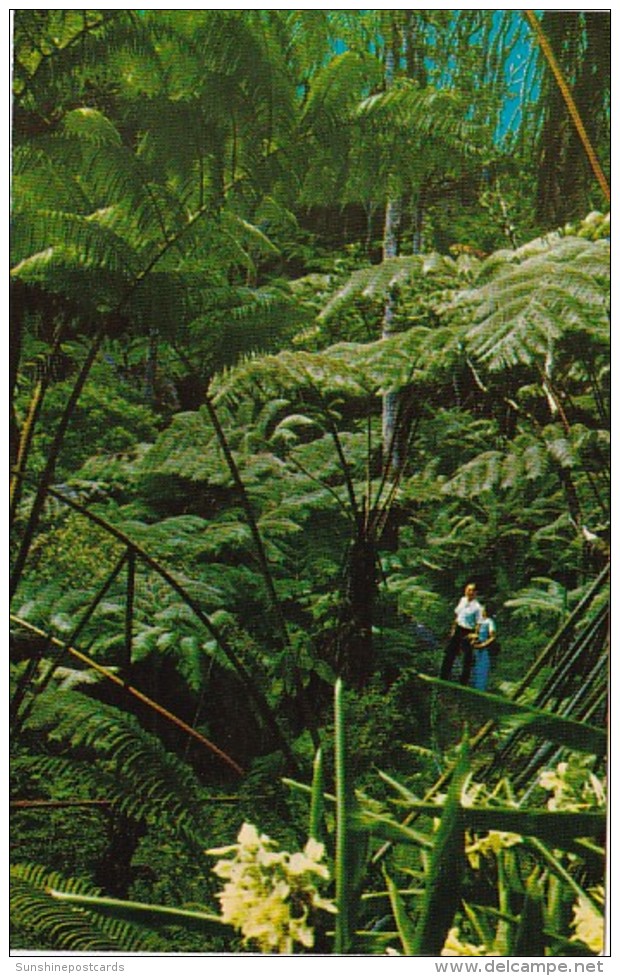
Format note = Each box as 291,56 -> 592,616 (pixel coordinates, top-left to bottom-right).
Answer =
381,18 -> 403,476
337,534 -> 376,690
381,198 -> 403,474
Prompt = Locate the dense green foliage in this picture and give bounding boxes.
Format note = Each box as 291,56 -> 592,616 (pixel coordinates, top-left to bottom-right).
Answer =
10,9 -> 609,956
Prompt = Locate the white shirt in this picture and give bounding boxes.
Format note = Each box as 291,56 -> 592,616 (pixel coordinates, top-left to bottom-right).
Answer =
455,596 -> 482,630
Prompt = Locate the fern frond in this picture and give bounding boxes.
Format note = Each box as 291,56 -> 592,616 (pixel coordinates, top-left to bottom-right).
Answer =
11,863 -> 164,951
461,236 -> 609,371
11,210 -> 139,279
357,82 -> 485,156
319,253 -> 458,322
21,689 -> 213,846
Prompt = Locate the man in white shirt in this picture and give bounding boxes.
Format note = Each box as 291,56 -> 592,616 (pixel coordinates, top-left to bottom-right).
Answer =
440,582 -> 483,685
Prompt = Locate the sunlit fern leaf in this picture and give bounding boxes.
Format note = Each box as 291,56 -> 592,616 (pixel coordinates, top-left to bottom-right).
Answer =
442,450 -> 505,498
318,254 -> 459,321
212,323 -> 459,413
62,107 -> 122,147
10,211 -> 139,279
357,82 -> 485,156
459,237 -> 609,371
504,578 -> 569,624
301,50 -> 381,132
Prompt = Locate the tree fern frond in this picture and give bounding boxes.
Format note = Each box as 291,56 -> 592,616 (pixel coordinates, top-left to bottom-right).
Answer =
301,50 -> 380,131
62,107 -> 123,147
460,236 -> 609,370
357,82 -> 486,156
10,864 -> 165,952
11,210 -> 139,279
442,451 -> 505,498
319,253 -> 457,321
21,689 -> 213,845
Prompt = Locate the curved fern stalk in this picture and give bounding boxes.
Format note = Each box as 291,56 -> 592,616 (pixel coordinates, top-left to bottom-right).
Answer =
524,11 -> 610,202
10,187 -> 217,602
48,890 -> 225,940
10,863 -> 164,952
203,391 -> 320,748
10,614 -> 245,777
12,481 -> 299,773
10,328 -> 104,600
11,547 -> 129,733
9,325 -> 65,523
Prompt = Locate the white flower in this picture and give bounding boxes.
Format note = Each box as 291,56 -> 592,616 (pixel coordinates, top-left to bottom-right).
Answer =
206,822 -> 336,953
465,830 -> 522,870
441,926 -> 486,956
571,888 -> 605,954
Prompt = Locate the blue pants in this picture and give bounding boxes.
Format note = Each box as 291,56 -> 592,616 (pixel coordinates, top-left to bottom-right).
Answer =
471,648 -> 490,691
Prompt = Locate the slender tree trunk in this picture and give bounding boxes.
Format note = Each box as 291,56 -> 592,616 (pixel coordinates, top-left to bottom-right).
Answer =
144,327 -> 158,404
381,19 -> 403,475
342,534 -> 376,689
10,330 -> 105,599
381,198 -> 403,474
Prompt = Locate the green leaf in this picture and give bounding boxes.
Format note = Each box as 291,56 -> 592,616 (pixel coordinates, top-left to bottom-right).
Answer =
412,673 -> 607,755
384,869 -> 417,955
49,890 -> 225,937
412,734 -> 470,955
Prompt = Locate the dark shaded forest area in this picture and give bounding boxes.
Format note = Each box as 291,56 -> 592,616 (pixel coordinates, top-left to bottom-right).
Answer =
10,9 -> 609,956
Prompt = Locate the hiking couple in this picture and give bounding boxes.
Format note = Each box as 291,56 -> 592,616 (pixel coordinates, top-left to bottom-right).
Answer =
440,582 -> 496,691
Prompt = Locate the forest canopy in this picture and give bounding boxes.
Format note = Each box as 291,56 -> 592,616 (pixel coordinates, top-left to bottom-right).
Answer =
10,9 -> 609,958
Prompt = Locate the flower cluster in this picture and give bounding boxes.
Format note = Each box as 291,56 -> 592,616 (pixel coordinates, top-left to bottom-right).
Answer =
465,829 -> 522,870
206,822 -> 336,953
571,887 -> 605,954
441,927 -> 489,956
538,758 -> 606,812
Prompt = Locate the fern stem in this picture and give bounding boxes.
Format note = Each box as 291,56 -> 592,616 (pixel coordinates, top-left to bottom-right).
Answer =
524,10 -> 610,202
204,393 -> 286,641
11,799 -> 112,809
10,614 -> 246,777
124,548 -> 136,675
10,329 -> 105,600
9,322 -> 62,525
12,547 -> 129,732
10,379 -> 45,521
324,409 -> 361,527
204,391 -> 320,750
12,480 -> 300,772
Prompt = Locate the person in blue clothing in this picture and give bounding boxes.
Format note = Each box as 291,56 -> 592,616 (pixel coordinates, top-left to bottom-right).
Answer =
440,582 -> 483,685
470,607 -> 496,692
